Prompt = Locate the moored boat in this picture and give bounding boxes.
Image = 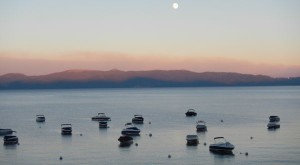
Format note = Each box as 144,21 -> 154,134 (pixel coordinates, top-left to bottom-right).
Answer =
196,120 -> 207,131
91,113 -> 111,121
36,115 -> 46,122
3,135 -> 18,145
132,115 -> 144,124
118,135 -> 133,144
186,135 -> 199,145
267,121 -> 280,129
185,109 -> 197,117
209,137 -> 235,153
121,123 -> 140,136
61,124 -> 72,135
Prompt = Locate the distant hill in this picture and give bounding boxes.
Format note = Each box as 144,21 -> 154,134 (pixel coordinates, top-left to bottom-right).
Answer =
0,69 -> 299,89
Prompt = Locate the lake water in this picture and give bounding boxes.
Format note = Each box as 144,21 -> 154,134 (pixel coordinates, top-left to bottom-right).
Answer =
0,86 -> 300,165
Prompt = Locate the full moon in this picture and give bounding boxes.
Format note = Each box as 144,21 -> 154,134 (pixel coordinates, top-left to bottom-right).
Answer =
172,3 -> 179,9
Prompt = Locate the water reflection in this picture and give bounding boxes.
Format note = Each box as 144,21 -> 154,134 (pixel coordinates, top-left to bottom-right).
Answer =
267,127 -> 280,132
61,134 -> 72,144
3,144 -> 18,150
210,150 -> 235,164
210,150 -> 235,156
118,142 -> 132,148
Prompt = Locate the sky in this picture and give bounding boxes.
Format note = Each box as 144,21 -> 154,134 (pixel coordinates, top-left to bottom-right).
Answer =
0,0 -> 299,77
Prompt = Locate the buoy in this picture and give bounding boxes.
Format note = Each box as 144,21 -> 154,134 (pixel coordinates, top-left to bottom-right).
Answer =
80,133 -> 83,136
221,119 -> 223,122
203,142 -> 207,146
245,152 -> 248,156
168,154 -> 171,158
59,156 -> 63,160
149,121 -> 151,124
39,126 -> 41,128
250,136 -> 253,140
135,143 -> 138,146
149,133 -> 152,137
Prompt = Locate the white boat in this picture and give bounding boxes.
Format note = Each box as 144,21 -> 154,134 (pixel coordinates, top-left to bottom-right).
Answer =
61,124 -> 72,135
36,115 -> 45,122
91,113 -> 111,121
99,121 -> 108,128
121,123 -> 140,136
186,135 -> 199,145
269,116 -> 280,122
267,121 -> 280,129
3,135 -> 18,145
0,129 -> 14,135
196,120 -> 207,131
132,115 -> 144,124
209,137 -> 235,153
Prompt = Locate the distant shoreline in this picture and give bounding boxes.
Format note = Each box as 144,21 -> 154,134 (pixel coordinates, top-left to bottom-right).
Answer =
1,69 -> 299,90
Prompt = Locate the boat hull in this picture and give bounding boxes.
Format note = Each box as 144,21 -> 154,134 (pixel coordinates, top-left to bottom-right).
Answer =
36,118 -> 45,122
91,117 -> 111,121
186,139 -> 199,145
61,131 -> 72,135
267,124 -> 280,129
196,126 -> 207,131
121,131 -> 140,136
209,146 -> 234,153
185,112 -> 197,116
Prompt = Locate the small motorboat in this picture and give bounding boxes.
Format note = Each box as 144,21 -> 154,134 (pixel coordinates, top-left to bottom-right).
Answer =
118,135 -> 133,144
186,135 -> 199,145
209,137 -> 235,153
61,124 -> 72,135
121,123 -> 140,136
267,121 -> 280,129
0,129 -> 15,136
91,113 -> 111,121
132,115 -> 144,124
196,120 -> 207,131
36,115 -> 46,122
269,116 -> 280,122
99,121 -> 109,128
3,135 -> 18,145
185,109 -> 197,116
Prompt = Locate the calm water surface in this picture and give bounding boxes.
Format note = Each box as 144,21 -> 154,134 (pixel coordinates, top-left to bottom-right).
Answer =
0,86 -> 300,165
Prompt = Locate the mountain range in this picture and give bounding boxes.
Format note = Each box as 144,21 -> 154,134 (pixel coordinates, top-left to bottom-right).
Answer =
0,69 -> 299,89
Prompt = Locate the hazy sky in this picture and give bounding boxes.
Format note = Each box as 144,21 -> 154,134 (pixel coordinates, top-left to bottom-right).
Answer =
0,0 -> 299,77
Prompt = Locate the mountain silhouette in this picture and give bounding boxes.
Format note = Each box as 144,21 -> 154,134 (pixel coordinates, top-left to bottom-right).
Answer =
0,69 -> 299,89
